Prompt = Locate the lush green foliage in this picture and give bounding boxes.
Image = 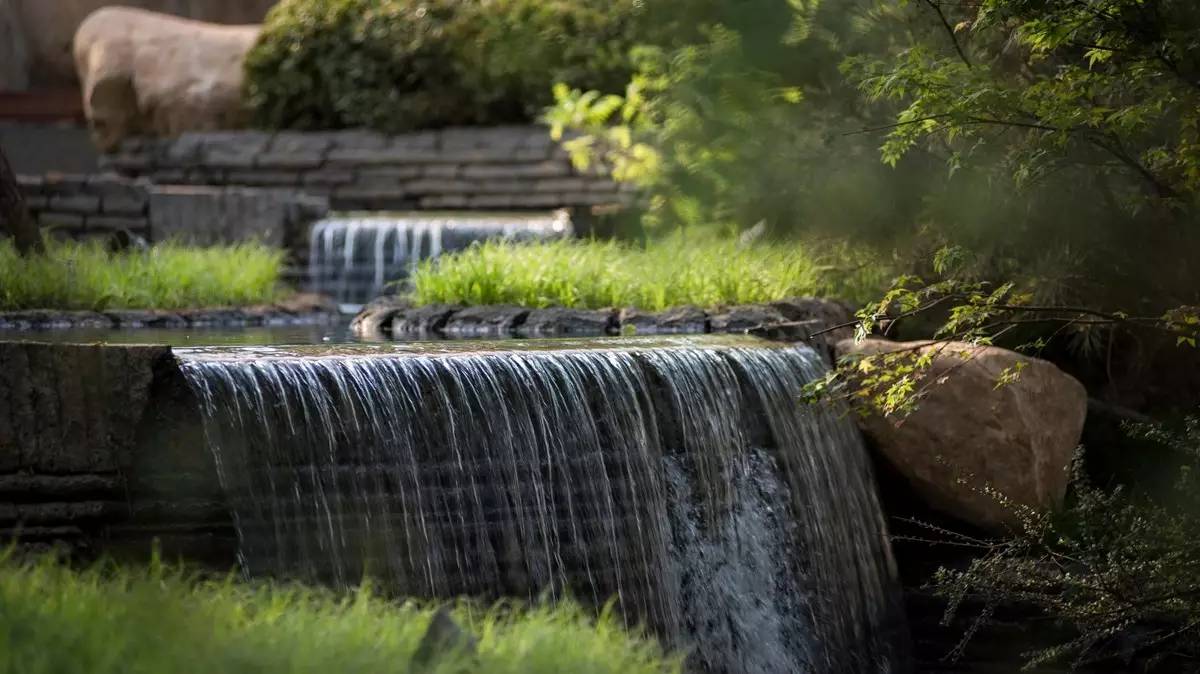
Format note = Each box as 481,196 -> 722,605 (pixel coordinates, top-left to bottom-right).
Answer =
0,554 -> 678,674
931,415 -> 1200,670
409,236 -> 888,310
844,0 -> 1200,304
0,240 -> 285,311
245,0 -> 644,133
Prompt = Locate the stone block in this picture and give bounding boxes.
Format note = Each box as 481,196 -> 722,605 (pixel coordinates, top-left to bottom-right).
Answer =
163,133 -> 208,165
326,129 -> 390,150
392,304 -> 461,336
254,154 -> 325,170
418,195 -> 469,209
356,166 -> 422,186
16,174 -> 44,190
421,164 -> 460,179
148,186 -> 291,246
226,170 -> 301,186
533,178 -> 587,192
461,161 -> 571,179
441,126 -> 532,152
619,306 -> 708,335
86,215 -> 149,231
303,169 -> 356,186
41,173 -> 88,193
466,194 -> 516,208
199,131 -> 273,168
331,185 -> 410,205
36,212 -> 85,228
325,149 -> 408,166
442,305 -> 530,337
518,308 -> 617,337
508,194 -> 571,208
475,179 -> 528,194
404,178 -> 477,194
152,169 -> 187,183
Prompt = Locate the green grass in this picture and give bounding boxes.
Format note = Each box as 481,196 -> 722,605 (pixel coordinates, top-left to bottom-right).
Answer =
0,554 -> 678,674
0,239 -> 286,311
410,235 -> 889,311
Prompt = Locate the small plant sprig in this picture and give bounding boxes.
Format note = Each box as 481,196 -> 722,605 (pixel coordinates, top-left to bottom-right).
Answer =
805,247 -> 1200,420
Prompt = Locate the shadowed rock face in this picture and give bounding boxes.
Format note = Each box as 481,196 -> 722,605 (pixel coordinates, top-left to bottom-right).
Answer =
836,338 -> 1088,532
0,341 -> 234,563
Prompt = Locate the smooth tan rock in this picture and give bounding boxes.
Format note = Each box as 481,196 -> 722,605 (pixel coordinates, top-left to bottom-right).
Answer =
13,0 -> 275,86
74,7 -> 261,151
836,338 -> 1087,531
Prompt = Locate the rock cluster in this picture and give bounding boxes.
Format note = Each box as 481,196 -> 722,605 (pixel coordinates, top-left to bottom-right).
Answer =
352,296 -> 855,342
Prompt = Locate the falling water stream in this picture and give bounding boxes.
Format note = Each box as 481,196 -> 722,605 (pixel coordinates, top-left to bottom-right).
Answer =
179,336 -> 906,673
307,212 -> 570,305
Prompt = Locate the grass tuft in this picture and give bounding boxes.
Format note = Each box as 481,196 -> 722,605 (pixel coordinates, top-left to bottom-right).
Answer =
0,553 -> 679,674
410,235 -> 888,311
0,239 -> 286,311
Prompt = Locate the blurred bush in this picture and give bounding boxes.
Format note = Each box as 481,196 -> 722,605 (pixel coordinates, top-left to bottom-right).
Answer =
244,0 -> 645,133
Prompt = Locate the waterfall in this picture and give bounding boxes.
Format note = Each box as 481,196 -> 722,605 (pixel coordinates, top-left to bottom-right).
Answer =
307,212 -> 570,306
179,336 -> 906,673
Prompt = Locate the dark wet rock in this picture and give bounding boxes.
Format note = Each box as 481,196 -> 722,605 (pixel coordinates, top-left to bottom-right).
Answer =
709,304 -> 789,333
519,307 -> 617,336
105,310 -> 187,328
0,474 -> 122,499
350,295 -> 411,339
392,304 -> 461,336
0,310 -> 115,329
770,296 -> 856,342
442,305 -> 529,337
619,305 -> 708,334
411,606 -> 478,671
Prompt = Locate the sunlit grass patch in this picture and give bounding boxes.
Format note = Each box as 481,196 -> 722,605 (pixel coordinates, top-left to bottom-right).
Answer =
0,239 -> 286,311
0,553 -> 679,674
410,234 -> 889,310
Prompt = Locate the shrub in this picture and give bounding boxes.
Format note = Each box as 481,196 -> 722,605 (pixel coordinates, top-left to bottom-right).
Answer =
0,554 -> 679,674
932,415 -> 1200,671
0,239 -> 285,311
244,0 -> 645,133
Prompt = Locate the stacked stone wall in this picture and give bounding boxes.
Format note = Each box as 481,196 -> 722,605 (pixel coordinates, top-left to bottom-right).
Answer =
102,126 -> 631,212
17,173 -> 327,247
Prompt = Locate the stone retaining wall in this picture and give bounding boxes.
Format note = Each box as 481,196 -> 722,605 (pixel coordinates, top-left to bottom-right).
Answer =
101,126 -> 631,212
17,172 -> 328,246
0,342 -> 234,563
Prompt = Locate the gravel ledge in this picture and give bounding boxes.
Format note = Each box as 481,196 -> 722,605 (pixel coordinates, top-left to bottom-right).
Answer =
352,296 -> 855,342
0,293 -> 340,330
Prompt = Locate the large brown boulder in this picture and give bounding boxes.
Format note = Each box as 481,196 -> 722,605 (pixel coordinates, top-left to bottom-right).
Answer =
7,0 -> 276,88
836,338 -> 1088,532
73,7 -> 261,151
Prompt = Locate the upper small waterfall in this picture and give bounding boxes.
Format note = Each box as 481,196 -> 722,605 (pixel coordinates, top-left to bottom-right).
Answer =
179,336 -> 907,673
306,211 -> 570,306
